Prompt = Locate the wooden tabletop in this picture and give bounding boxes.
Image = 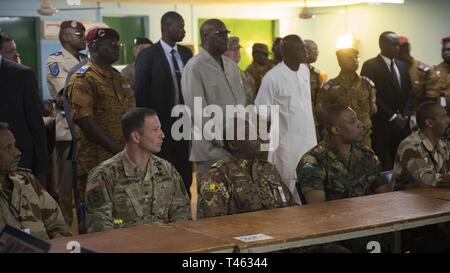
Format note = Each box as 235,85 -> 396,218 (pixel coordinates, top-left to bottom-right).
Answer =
49,223 -> 236,253
172,191 -> 450,252
404,187 -> 450,201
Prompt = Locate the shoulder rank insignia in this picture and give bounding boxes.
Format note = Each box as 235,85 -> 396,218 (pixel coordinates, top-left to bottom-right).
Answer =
322,79 -> 333,90
50,51 -> 62,56
361,76 -> 375,88
312,144 -> 325,154
49,62 -> 59,76
76,65 -> 90,75
417,64 -> 430,72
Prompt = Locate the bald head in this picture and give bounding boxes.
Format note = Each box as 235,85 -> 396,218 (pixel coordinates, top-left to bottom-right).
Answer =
280,35 -> 307,66
200,19 -> 229,57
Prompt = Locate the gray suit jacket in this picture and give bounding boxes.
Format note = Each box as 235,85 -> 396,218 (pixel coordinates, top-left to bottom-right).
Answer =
181,48 -> 246,162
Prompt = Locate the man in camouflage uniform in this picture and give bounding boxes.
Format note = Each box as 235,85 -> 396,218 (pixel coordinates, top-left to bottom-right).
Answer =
121,37 -> 153,91
316,48 -> 377,147
66,27 -> 135,233
0,122 -> 71,240
431,37 -> 450,109
46,20 -> 87,226
297,105 -> 390,252
224,36 -> 256,105
269,37 -> 282,66
85,108 -> 191,233
198,117 -> 294,218
398,36 -> 440,114
304,40 -> 322,109
246,43 -> 273,92
392,102 -> 450,190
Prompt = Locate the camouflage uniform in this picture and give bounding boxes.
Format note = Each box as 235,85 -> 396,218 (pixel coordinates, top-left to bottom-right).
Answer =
240,70 -> 256,105
429,62 -> 450,107
0,168 -> 71,240
197,157 -> 294,218
85,150 -> 191,233
121,63 -> 135,91
246,62 -> 273,93
308,64 -> 323,109
316,72 -> 377,147
297,139 -> 386,201
392,131 -> 450,190
407,59 -> 441,111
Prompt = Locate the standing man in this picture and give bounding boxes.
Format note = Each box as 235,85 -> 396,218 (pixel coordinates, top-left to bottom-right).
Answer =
269,37 -> 282,66
66,27 -> 135,233
85,108 -> 191,233
0,52 -> 48,188
255,35 -> 317,204
182,19 -> 246,186
316,48 -> 377,147
246,43 -> 272,92
433,37 -> 450,108
135,11 -> 193,195
121,37 -> 153,91
397,36 -> 440,113
361,31 -> 412,170
46,20 -> 86,226
224,36 -> 256,104
304,39 -> 322,110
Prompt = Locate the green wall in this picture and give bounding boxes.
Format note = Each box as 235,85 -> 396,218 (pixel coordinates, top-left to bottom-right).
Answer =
198,18 -> 275,70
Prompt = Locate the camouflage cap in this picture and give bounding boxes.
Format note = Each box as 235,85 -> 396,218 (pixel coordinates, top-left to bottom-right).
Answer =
336,48 -> 359,58
227,36 -> 242,51
85,27 -> 120,45
252,43 -> 269,54
60,20 -> 85,31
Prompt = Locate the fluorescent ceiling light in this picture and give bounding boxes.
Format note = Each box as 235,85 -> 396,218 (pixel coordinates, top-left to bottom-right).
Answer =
274,0 -> 403,8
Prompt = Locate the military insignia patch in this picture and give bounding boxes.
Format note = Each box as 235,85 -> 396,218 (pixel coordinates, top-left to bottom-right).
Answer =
87,187 -> 106,208
313,144 -> 324,153
70,21 -> 77,28
362,76 -> 375,88
417,64 -> 430,72
49,62 -> 59,76
50,51 -> 62,56
77,65 -> 89,75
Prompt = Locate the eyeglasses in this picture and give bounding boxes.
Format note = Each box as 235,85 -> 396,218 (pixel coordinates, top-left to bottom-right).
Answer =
209,29 -> 230,37
68,32 -> 85,39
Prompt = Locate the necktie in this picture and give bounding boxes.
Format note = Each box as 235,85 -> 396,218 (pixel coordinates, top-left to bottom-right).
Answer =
390,59 -> 401,91
170,49 -> 182,104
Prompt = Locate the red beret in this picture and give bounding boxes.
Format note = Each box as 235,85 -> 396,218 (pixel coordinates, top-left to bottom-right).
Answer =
85,27 -> 120,45
399,36 -> 409,45
442,36 -> 450,44
60,20 -> 85,31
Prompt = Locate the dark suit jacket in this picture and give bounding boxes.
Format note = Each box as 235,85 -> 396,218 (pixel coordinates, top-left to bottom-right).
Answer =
360,54 -> 412,124
0,57 -> 48,175
135,41 -> 193,136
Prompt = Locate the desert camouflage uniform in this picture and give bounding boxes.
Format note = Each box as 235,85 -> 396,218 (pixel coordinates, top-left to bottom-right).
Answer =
0,168 -> 71,240
407,59 -> 441,111
392,131 -> 450,190
85,150 -> 191,233
297,139 -> 386,201
316,72 -> 377,147
246,62 -> 273,93
197,157 -> 294,218
428,62 -> 450,108
240,70 -> 256,105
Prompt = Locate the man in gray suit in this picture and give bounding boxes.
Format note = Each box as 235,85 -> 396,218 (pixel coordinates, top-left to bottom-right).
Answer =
181,19 -> 246,188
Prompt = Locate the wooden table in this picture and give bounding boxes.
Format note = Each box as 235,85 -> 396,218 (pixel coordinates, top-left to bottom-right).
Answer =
49,223 -> 236,253
172,191 -> 450,253
404,187 -> 450,201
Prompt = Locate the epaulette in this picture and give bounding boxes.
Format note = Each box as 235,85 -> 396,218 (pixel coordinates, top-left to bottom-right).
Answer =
76,65 -> 90,75
17,167 -> 33,174
361,76 -> 375,88
417,63 -> 430,72
79,52 -> 87,58
312,144 -> 325,154
322,79 -> 333,90
211,160 -> 227,169
50,51 -> 62,56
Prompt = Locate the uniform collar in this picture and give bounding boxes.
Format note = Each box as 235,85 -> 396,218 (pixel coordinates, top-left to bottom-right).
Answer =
88,59 -> 115,78
417,130 -> 446,152
160,39 -> 179,55
336,71 -> 358,83
120,149 -> 158,181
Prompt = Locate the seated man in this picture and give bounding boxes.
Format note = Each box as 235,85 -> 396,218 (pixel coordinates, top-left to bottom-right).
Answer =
393,101 -> 450,190
297,104 -> 390,203
297,105 -> 390,252
197,117 -> 294,218
0,122 -> 71,240
85,108 -> 191,233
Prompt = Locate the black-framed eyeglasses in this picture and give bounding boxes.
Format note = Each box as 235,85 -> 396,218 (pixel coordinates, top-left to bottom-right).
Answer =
209,29 -> 230,37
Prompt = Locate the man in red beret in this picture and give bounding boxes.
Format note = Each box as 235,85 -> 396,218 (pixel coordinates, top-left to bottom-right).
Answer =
45,20 -> 87,227
66,27 -> 135,233
397,35 -> 440,115
434,36 -> 450,109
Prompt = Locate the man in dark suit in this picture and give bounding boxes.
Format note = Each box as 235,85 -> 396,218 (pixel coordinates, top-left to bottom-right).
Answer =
0,55 -> 48,187
361,31 -> 412,170
135,11 -> 193,196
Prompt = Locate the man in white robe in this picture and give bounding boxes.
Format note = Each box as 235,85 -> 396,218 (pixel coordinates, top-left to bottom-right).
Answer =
255,35 -> 317,204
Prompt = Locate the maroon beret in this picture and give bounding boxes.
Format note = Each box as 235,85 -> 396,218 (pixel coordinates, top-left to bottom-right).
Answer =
85,27 -> 120,45
60,20 -> 85,31
442,36 -> 450,44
